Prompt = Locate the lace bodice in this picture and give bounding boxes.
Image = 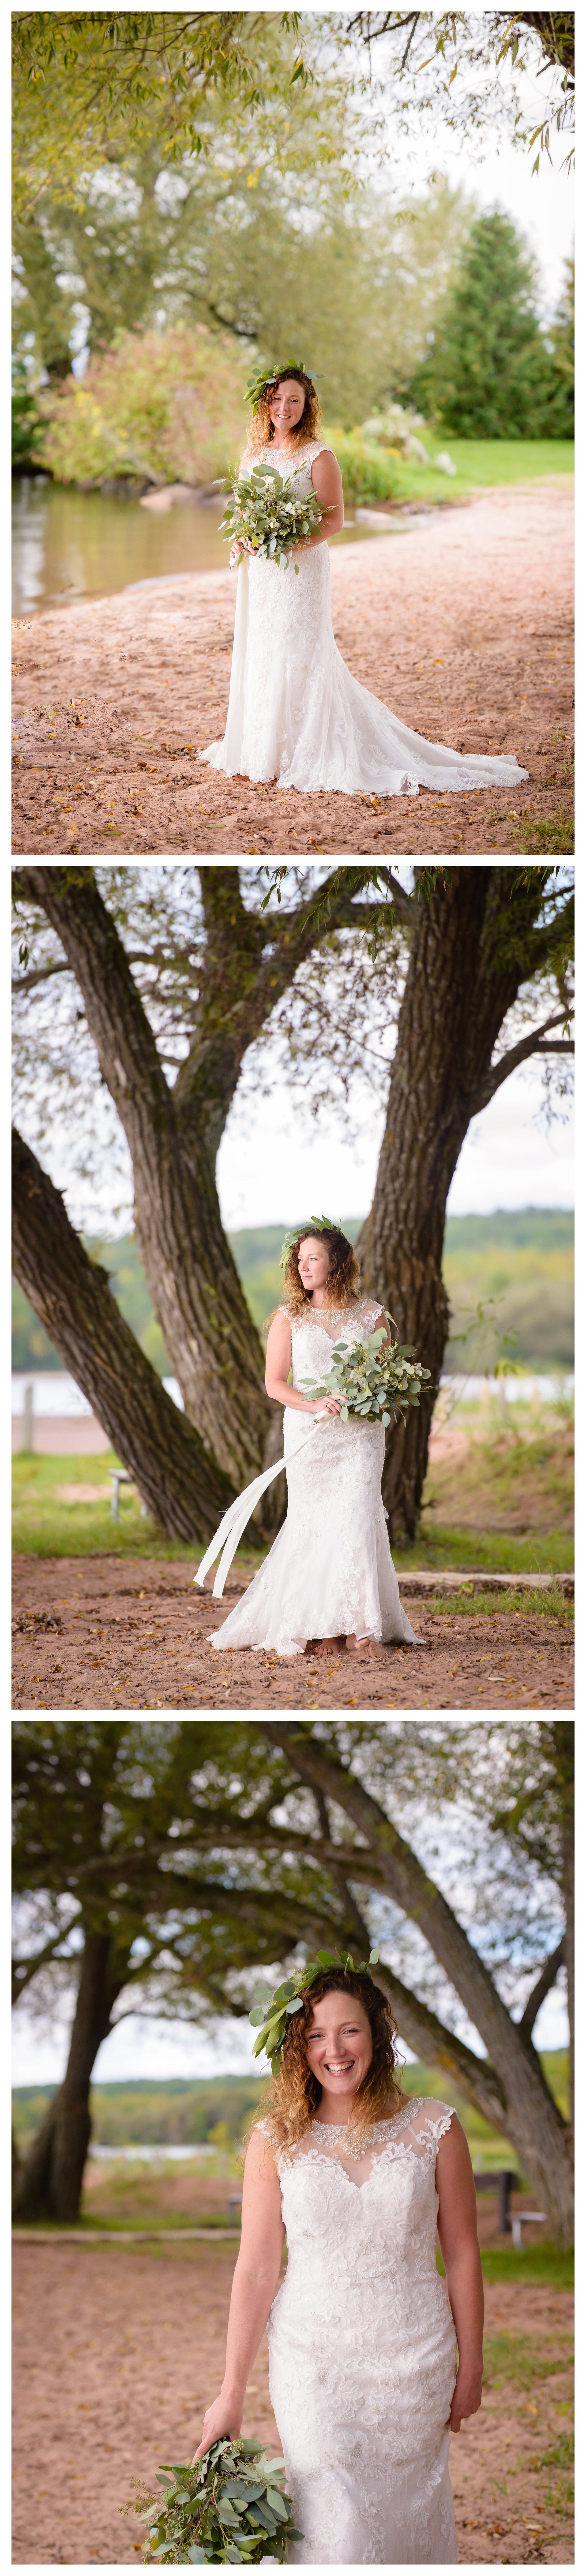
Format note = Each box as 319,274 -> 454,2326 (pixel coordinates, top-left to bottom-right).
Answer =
240,441 -> 334,500
278,1298 -> 383,1391
263,2097 -> 458,2563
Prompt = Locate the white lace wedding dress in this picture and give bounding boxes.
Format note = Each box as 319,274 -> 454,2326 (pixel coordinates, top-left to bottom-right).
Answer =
210,1301 -> 415,1656
263,2097 -> 458,2565
202,441 -> 529,795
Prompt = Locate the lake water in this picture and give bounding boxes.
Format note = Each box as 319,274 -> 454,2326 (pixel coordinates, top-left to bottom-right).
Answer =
12,1368 -> 573,1418
12,474 -> 426,617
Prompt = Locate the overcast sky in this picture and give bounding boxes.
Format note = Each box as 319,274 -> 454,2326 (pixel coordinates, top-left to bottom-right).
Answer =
375,60 -> 574,318
218,1057 -> 574,1233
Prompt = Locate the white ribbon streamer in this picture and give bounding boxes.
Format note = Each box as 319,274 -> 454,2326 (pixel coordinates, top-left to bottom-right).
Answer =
194,1417 -> 326,1598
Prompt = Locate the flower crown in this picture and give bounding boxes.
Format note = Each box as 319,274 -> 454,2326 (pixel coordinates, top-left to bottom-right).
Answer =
245,361 -> 319,416
279,1214 -> 342,1271
249,1945 -> 379,2073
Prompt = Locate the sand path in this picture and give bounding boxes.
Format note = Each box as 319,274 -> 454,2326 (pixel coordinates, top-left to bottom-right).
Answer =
12,2240 -> 573,2564
12,481 -> 573,858
12,1556 -> 574,1710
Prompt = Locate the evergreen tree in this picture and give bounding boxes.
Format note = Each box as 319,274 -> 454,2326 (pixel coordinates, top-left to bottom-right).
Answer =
412,211 -> 560,438
540,255 -> 574,436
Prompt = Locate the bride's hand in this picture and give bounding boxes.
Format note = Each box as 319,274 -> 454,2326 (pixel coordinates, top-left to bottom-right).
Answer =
313,1397 -> 341,1417
449,2362 -> 483,2431
192,2391 -> 243,2462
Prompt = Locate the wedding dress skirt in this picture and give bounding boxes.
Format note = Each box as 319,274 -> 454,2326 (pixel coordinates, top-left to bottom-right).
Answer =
264,2097 -> 458,2564
210,1303 -> 416,1657
202,441 -> 529,796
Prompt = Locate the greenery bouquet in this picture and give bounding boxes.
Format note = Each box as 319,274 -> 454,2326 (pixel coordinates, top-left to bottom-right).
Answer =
122,2436 -> 302,2564
300,1319 -> 432,1428
219,463 -> 329,572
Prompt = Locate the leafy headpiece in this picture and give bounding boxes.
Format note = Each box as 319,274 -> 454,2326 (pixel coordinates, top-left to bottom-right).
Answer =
245,361 -> 318,415
249,1944 -> 379,2074
279,1213 -> 342,1271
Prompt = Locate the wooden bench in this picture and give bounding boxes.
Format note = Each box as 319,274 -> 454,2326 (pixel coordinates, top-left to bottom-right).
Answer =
109,1469 -> 147,1522
474,2169 -> 546,2240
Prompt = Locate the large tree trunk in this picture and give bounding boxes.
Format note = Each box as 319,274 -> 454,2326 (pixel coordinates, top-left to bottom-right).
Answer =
16,868 -> 381,1492
12,1126 -> 234,1542
263,1724 -> 575,2243
355,868 -> 526,1537
12,1932 -> 125,2222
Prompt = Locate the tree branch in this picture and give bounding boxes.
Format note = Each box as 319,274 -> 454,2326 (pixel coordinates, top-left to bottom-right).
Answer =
468,1009 -> 574,1114
518,1938 -> 565,2042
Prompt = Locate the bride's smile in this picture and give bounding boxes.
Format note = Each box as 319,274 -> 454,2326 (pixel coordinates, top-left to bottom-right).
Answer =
306,1996 -> 374,2110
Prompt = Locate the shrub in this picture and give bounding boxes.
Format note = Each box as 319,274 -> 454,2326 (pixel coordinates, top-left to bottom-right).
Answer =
36,323 -> 251,488
325,428 -> 403,505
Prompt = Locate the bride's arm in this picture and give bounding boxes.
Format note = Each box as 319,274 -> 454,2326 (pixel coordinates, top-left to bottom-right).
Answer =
294,447 -> 344,551
435,2116 -> 484,2432
265,1308 -> 341,1415
192,2128 -> 285,2459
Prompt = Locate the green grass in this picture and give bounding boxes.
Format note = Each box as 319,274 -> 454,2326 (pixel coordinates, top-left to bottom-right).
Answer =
391,1521 -> 573,1573
12,1450 -> 573,1583
324,432 -> 574,512
482,2331 -> 573,2391
477,2244 -> 574,2291
513,810 -> 574,855
417,1582 -> 573,1625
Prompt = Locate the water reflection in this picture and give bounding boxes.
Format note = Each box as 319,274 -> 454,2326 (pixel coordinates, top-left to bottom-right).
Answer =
12,473 -> 410,616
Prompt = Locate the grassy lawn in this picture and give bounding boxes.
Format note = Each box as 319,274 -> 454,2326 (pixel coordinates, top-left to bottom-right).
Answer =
13,1404 -> 573,1602
324,433 -> 574,512
478,2244 -> 574,2293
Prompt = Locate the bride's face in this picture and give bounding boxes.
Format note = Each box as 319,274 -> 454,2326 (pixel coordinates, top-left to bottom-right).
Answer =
268,378 -> 306,438
305,1991 -> 373,2107
298,1237 -> 331,1294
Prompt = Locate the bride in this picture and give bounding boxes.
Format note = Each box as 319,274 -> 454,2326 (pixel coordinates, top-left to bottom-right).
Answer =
202,1221 -> 417,1662
202,362 -> 529,797
193,1960 -> 484,2564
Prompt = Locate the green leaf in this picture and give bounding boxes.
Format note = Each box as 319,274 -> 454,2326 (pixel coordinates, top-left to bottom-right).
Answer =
265,2491 -> 288,2520
273,1979 -> 297,2003
249,2005 -> 267,2027
316,1948 -> 338,1965
369,1947 -> 379,1965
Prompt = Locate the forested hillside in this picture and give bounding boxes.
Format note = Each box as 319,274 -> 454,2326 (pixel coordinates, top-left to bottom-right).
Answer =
13,1211 -> 574,1376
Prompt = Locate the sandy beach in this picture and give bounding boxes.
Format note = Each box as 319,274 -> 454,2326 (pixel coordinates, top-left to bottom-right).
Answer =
12,480 -> 573,858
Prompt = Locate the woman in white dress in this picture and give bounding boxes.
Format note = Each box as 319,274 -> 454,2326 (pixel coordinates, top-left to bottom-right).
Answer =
193,1961 -> 484,2565
205,1223 -> 417,1663
202,363 -> 529,797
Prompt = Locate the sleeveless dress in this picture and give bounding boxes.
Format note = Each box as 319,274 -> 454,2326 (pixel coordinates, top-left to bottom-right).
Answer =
263,2098 -> 459,2565
201,439 -> 529,796
210,1300 -> 416,1656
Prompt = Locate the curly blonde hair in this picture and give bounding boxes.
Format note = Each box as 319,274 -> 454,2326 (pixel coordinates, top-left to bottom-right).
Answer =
251,1970 -> 404,2159
245,369 -> 322,458
281,1226 -> 361,1322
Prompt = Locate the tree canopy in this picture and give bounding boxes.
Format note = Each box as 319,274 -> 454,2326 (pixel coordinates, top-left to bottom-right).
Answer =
12,13 -> 336,219
12,1716 -> 573,2235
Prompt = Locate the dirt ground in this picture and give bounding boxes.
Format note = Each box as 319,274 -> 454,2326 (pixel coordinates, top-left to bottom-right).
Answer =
12,2236 -> 573,2565
12,481 -> 573,859
12,1556 -> 574,1710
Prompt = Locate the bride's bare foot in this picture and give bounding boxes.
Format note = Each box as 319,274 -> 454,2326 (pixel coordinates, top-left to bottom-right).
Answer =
310,1635 -> 344,1659
345,1635 -> 379,1661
